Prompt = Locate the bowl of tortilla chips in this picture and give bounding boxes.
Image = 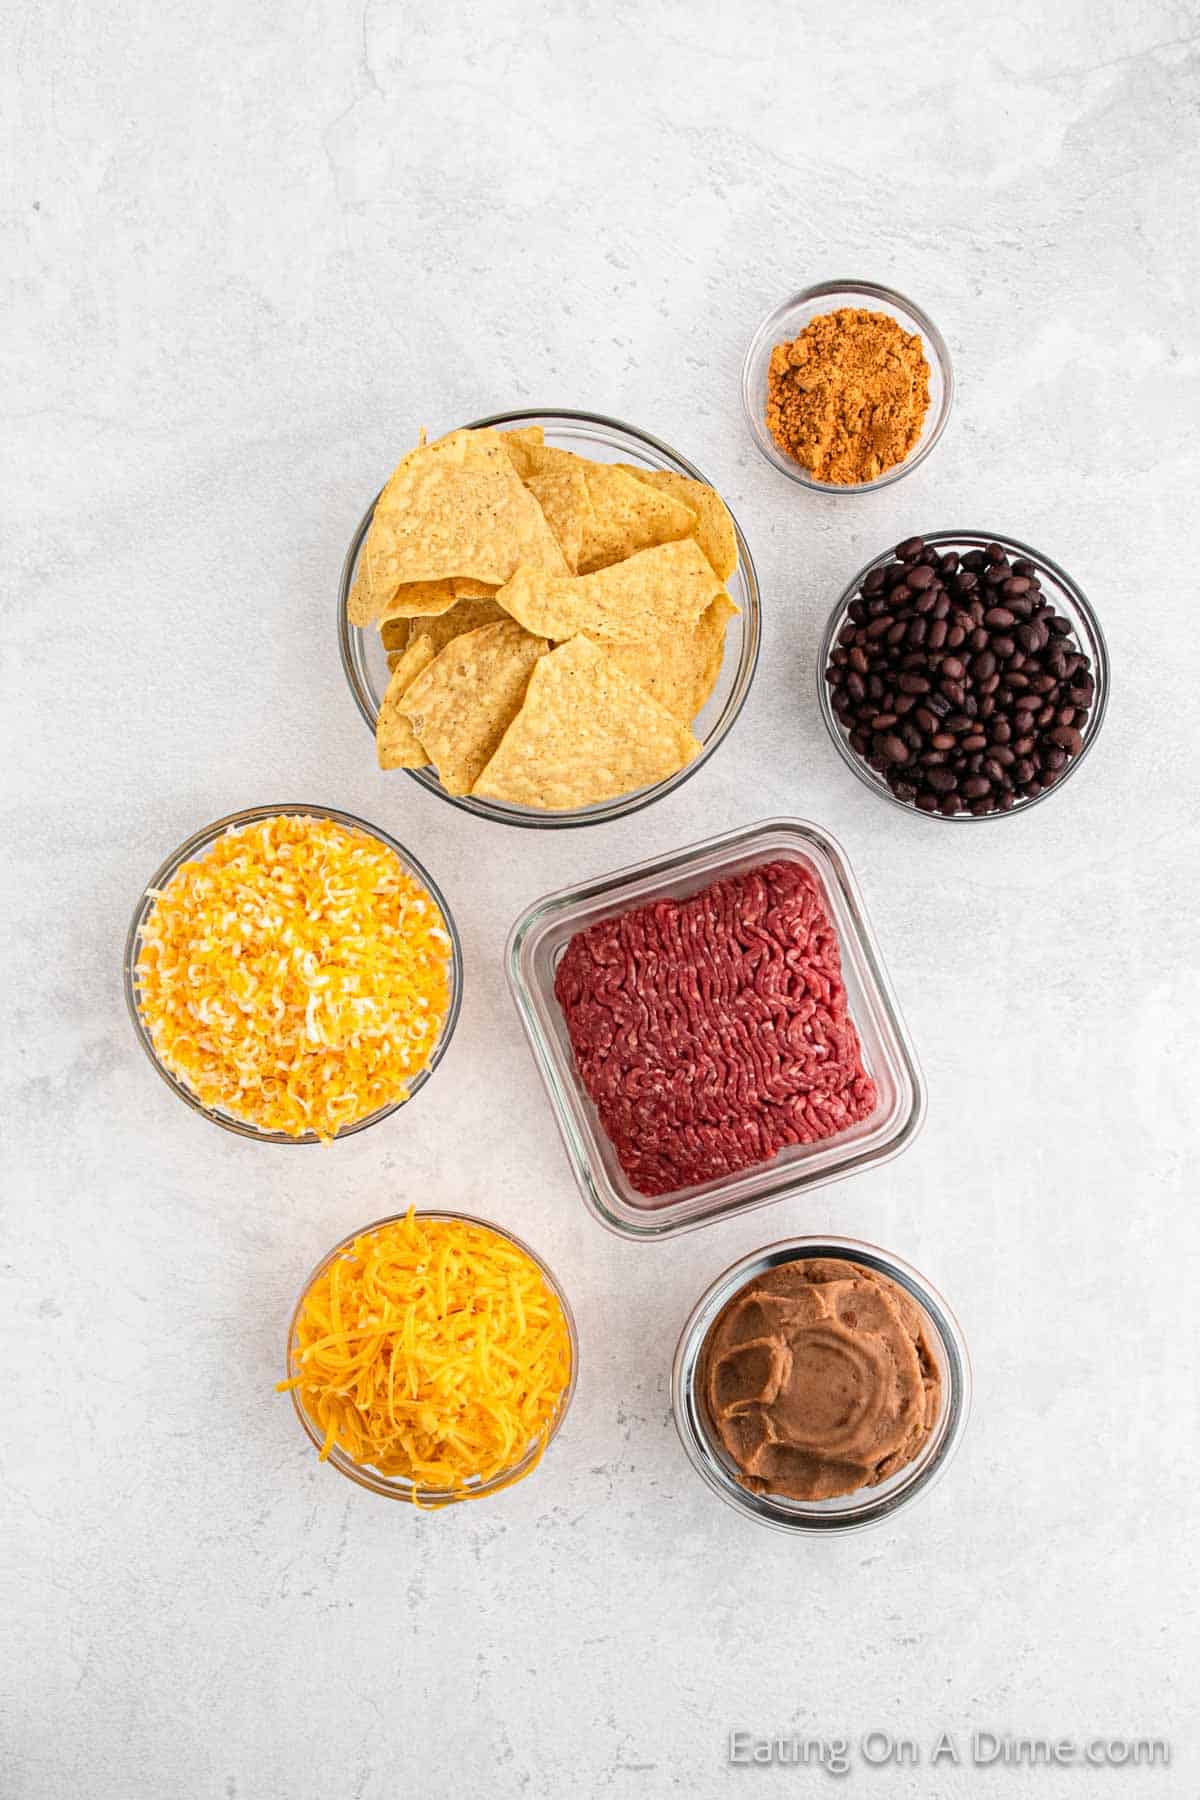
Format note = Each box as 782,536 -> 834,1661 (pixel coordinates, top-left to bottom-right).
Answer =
338,410 -> 761,827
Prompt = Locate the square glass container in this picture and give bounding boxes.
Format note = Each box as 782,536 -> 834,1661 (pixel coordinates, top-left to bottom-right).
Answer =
505,818 -> 925,1240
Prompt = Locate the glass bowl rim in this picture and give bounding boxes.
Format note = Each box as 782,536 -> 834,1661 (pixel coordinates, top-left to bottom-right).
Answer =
505,815 -> 927,1240
672,1233 -> 971,1534
337,406 -> 761,830
741,279 -> 954,493
123,801 -> 464,1143
817,529 -> 1111,822
285,1207 -> 579,1504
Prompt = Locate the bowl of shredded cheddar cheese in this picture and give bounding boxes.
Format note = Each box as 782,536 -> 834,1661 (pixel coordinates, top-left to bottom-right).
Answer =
124,805 -> 461,1142
281,1210 -> 577,1504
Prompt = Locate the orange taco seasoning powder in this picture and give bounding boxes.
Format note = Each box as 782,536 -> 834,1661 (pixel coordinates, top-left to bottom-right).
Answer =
134,815 -> 452,1139
765,307 -> 930,484
279,1211 -> 573,1498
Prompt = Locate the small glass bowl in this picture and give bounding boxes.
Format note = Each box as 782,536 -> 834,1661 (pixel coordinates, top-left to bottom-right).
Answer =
742,280 -> 953,492
285,1210 -> 578,1505
818,531 -> 1110,821
506,818 -> 924,1240
124,803 -> 463,1143
338,408 -> 761,829
673,1235 -> 970,1533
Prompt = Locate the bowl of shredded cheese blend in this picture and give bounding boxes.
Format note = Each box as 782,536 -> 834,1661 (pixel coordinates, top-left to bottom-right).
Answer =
125,806 -> 461,1142
280,1210 -> 577,1504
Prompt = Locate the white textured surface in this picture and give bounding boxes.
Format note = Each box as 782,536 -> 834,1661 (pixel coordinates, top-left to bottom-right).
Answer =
4,2 -> 1198,1795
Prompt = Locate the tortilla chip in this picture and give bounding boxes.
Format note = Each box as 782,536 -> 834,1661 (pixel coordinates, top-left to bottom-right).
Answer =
499,424 -> 545,479
496,538 -> 723,646
357,428 -> 567,611
398,618 -> 548,795
348,557 -> 392,629
617,465 -> 738,581
515,445 -> 695,572
473,636 -> 702,810
376,576 -> 497,626
603,590 -> 738,722
376,638 -> 436,770
372,577 -> 459,621
524,464 -> 594,574
405,596 -> 509,657
576,465 -> 694,572
380,616 -> 412,653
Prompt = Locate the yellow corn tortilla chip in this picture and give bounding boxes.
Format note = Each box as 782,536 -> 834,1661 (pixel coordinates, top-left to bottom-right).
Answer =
398,618 -> 548,796
381,616 -> 413,653
348,561 -> 391,626
357,428 -> 567,611
616,465 -> 738,582
516,445 -> 696,572
496,538 -> 723,646
577,465 -> 695,572
376,638 -> 436,770
524,464 -> 594,574
473,635 -> 702,810
499,424 -> 545,479
404,595 -> 509,657
603,590 -> 738,722
375,576 -> 496,626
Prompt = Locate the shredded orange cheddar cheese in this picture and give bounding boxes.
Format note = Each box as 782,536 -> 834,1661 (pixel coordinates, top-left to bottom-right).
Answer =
279,1211 -> 572,1497
135,815 -> 452,1140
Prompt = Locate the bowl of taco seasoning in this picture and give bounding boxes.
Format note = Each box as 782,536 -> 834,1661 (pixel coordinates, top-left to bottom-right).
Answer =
124,804 -> 461,1142
742,280 -> 953,493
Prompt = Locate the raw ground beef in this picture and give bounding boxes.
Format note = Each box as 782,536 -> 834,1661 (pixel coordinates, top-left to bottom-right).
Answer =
554,859 -> 877,1197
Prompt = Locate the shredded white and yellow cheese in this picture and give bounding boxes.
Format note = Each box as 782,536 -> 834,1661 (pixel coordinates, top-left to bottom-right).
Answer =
135,814 -> 452,1139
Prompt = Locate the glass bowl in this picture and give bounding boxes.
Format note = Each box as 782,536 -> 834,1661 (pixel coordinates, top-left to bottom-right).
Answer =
338,408 -> 761,829
285,1210 -> 578,1505
818,531 -> 1110,821
124,803 -> 463,1143
741,280 -> 953,492
506,818 -> 924,1240
673,1235 -> 970,1533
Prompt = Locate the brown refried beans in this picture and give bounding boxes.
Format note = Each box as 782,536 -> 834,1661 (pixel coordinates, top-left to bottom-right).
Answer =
701,1257 -> 941,1501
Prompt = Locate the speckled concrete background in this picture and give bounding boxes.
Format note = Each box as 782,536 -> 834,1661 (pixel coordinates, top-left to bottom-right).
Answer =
5,2 -> 1198,1796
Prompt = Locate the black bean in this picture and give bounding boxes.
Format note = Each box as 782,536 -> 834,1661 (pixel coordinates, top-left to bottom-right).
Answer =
827,541 -> 1093,814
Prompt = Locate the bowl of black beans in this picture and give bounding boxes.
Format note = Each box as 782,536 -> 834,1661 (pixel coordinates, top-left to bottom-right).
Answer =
820,533 -> 1108,819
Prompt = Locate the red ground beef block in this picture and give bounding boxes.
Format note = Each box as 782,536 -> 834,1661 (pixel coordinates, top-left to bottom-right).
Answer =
554,860 -> 877,1196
